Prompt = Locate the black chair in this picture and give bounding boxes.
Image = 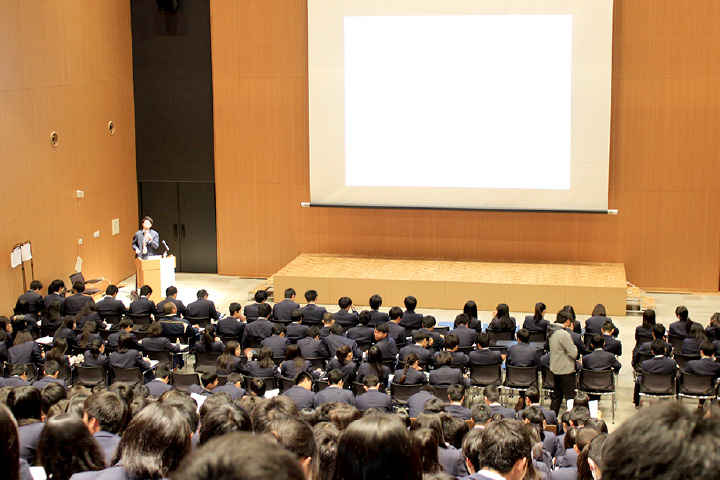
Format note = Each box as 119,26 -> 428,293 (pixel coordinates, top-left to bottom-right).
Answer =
256,377 -> 277,391
469,364 -> 502,388
99,329 -> 115,341
280,377 -> 296,392
357,342 -> 372,353
186,317 -> 212,329
172,372 -> 201,392
504,366 -> 538,393
639,371 -> 676,401
352,382 -> 366,397
69,272 -> 102,295
667,335 -> 685,355
432,385 -> 451,404
675,354 -> 700,371
457,346 -> 474,357
307,357 -> 325,371
315,379 -> 329,392
383,359 -> 397,370
633,351 -> 654,376
434,326 -> 449,336
677,372 -> 718,403
578,369 -> 617,423
56,364 -> 72,384
528,331 -> 546,343
273,356 -> 286,367
390,383 -> 422,405
634,333 -> 653,351
583,333 -> 594,348
127,314 -> 152,328
111,367 -> 143,387
100,314 -> 122,326
76,366 -> 107,387
219,336 -> 239,344
540,367 -> 557,404
40,326 -> 56,338
217,374 -> 229,386
195,353 -> 220,373
487,329 -> 514,343
145,350 -> 173,369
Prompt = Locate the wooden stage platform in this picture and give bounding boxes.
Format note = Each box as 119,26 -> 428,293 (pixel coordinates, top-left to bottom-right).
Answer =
272,254 -> 627,316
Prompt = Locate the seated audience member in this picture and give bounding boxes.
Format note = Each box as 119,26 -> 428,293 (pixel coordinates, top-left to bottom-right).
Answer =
634,324 -> 673,367
429,352 -> 469,388
16,280 -> 44,314
314,369 -> 356,407
188,371 -> 220,396
298,325 -> 323,359
76,322 -> 102,350
43,300 -> 64,330
64,281 -> 91,316
600,321 -> 622,356
506,328 -> 541,367
387,307 -> 408,347
81,339 -> 108,371
7,386 -> 44,465
45,337 -> 71,371
109,332 -> 152,382
199,404 -> 251,447
520,406 -> 556,459
334,414 -> 422,480
368,294 -> 390,326
471,403 -> 493,430
158,303 -> 200,347
434,334 -> 469,366
483,385 -> 515,418
9,330 -> 44,365
356,346 -> 390,385
412,315 -> 444,350
583,334 -> 622,372
194,324 -> 224,355
585,303 -> 619,336
217,302 -> 246,338
156,285 -> 186,317
518,386 -> 558,427
356,374 -> 392,412
326,345 -> 358,386
464,418 -> 532,480
82,391 -> 128,466
443,415 -> 470,450
95,285 -> 128,320
462,300 -> 482,331
75,301 -> 108,332
406,385 -> 439,419
146,364 -> 174,396
328,403 -> 362,432
299,289 -> 327,326
411,413 -> 466,477
40,383 -> 67,417
1,364 -> 32,387
37,413 -> 105,480
171,432 -> 304,480
273,288 -> 301,323
243,290 -> 268,323
241,346 -> 280,381
286,309 -> 309,344
345,310 -> 376,345
603,402 -> 720,480
216,341 -> 244,375
669,305 -> 693,338
399,295 -> 424,331
283,371 -> 316,410
444,384 -> 472,420
323,324 -> 362,360
334,296 -> 359,329
1,402 -> 34,480
33,361 -> 68,391
469,332 -> 503,366
53,316 -> 78,348
394,352 -> 428,385
143,320 -> 182,354
43,279 -> 66,312
107,319 -> 136,349
684,341 -> 720,380
267,418 -> 318,480
633,339 -> 678,407
242,304 -> 274,346
74,402 -> 191,480
488,303 -> 517,335
246,377 -> 267,398
523,302 -> 550,334
682,323 -> 708,356
129,285 -> 157,316
399,331 -> 434,365
635,308 -> 656,344
206,375 -> 241,401
281,344 -> 315,380
585,434 -> 608,480
448,314 -> 478,348
260,323 -> 290,357
187,289 -> 221,320
319,312 -> 335,339
250,396 -> 299,433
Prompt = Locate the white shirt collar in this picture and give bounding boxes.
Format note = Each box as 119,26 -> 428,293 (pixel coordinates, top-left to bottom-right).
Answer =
479,469 -> 508,480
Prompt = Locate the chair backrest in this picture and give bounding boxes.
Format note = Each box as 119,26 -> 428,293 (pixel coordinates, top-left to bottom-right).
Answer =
579,369 -> 614,392
667,335 -> 685,355
675,354 -> 700,371
640,371 -> 675,395
219,336 -> 239,344
390,383 -> 422,404
101,315 -> 121,326
434,326 -> 450,335
146,350 -> 173,368
678,372 -> 716,396
273,356 -> 286,367
40,326 -> 57,338
217,374 -> 228,386
634,352 -> 654,372
541,367 -> 556,391
127,314 -> 152,327
99,329 -> 115,341
352,382 -> 366,396
432,385 -> 451,404
259,376 -> 277,391
505,366 -> 539,388
528,331 -> 546,343
306,357 -> 325,371
634,333 -> 653,350
457,346 -> 474,356
315,379 -> 329,392
186,317 -> 211,329
172,372 -> 201,392
280,377 -> 296,392
357,342 -> 372,353
487,329 -> 514,343
469,364 -> 502,387
195,353 -> 220,372
76,366 -> 106,387
5,363 -> 38,382
56,365 -> 72,383
111,367 -> 143,387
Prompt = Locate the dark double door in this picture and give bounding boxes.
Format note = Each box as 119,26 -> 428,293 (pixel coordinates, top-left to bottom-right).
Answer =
139,182 -> 217,273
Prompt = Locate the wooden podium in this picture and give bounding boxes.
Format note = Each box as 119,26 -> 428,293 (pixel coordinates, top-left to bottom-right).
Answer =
135,255 -> 176,296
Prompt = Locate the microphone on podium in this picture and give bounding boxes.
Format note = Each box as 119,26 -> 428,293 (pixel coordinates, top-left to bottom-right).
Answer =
162,240 -> 170,258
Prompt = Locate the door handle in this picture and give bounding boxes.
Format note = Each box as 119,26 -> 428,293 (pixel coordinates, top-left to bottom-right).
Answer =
173,224 -> 178,237
181,224 -> 186,237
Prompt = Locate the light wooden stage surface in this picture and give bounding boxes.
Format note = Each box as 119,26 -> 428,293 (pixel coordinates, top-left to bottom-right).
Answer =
273,254 -> 627,316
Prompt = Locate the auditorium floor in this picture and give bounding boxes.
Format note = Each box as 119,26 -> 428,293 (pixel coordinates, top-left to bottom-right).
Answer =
119,273 -> 720,432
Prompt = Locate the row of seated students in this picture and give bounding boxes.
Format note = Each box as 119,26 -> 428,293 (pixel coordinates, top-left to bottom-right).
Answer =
4,365 -> 718,480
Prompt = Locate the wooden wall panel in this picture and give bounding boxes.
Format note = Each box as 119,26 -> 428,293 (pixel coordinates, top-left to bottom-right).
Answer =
211,0 -> 720,293
0,1 -> 137,312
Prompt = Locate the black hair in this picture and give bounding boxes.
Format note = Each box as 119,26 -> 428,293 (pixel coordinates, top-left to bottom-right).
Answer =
229,302 -> 242,315
197,289 -> 208,299
478,419 -> 532,475
0,404 -> 20,480
7,386 -> 42,425
397,352 -> 419,384
369,294 -> 382,310
404,296 -> 417,311
285,288 -> 296,299
447,384 -> 465,402
48,279 -> 65,294
304,290 -> 317,302
443,333 -> 459,350
327,369 -> 344,385
591,334 -> 605,349
642,309 -> 656,330
472,403 -> 492,425
37,413 -> 106,480
313,422 -> 340,480
495,303 -> 513,330
476,332 -> 491,348
422,316 -> 436,328
307,326 -> 320,338
533,302 -> 546,323
517,328 -> 530,344
251,396 -> 299,433
258,303 -> 272,318
140,285 -> 152,297
166,286 -> 178,297
199,404 -> 251,446
463,300 -> 478,320
40,383 -> 67,415
389,306 -> 403,321
454,314 -> 470,327
410,428 -> 442,475
358,310 -> 371,326
255,290 -> 268,303
267,418 -> 318,477
291,309 -> 304,323
652,323 -> 666,340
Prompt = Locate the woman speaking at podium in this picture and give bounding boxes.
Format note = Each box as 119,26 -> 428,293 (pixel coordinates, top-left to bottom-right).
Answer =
132,216 -> 160,260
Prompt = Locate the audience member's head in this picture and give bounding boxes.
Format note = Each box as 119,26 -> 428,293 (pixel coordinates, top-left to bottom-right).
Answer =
41,383 -> 68,416
410,427 -> 443,475
267,418 -> 318,479
199,404 -> 251,446
477,419 -> 532,479
37,413 -> 106,480
328,403 -> 361,431
6,386 -> 42,425
251,396 -> 299,433
0,404 -> 20,480
313,422 -> 340,480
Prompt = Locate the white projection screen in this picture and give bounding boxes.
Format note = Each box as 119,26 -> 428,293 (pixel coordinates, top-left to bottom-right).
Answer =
308,0 -> 614,212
